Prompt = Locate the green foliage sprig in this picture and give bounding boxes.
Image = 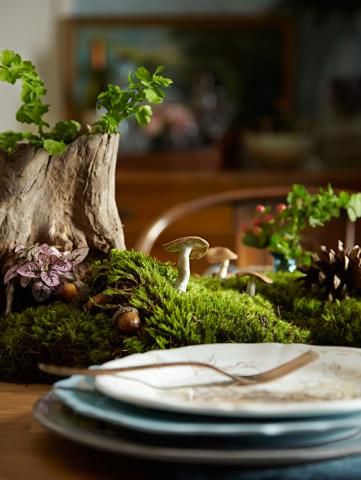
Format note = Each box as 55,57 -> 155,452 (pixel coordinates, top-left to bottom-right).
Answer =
0,50 -> 80,154
0,50 -> 172,155
242,184 -> 361,263
94,66 -> 172,134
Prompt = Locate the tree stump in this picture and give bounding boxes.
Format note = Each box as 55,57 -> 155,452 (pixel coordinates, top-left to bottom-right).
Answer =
0,133 -> 125,312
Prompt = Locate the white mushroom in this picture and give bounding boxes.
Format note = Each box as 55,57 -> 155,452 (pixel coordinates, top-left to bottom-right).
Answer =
236,271 -> 273,296
163,236 -> 209,292
206,246 -> 238,279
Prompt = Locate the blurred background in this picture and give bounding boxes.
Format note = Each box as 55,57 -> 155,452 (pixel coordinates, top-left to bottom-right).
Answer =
1,0 -> 361,266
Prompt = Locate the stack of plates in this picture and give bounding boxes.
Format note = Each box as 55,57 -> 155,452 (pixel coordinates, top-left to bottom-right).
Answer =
33,343 -> 361,466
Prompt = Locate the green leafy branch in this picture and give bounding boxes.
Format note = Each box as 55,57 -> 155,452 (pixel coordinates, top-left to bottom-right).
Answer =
0,50 -> 49,129
242,184 -> 361,264
94,66 -> 172,134
0,50 -> 172,155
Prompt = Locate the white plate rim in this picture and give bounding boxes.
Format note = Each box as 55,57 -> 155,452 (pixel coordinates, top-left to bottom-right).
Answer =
33,392 -> 361,467
53,382 -> 361,438
95,343 -> 361,418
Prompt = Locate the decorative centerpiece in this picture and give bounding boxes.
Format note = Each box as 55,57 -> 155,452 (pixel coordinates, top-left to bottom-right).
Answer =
242,184 -> 361,266
1,51 -> 361,383
0,50 -> 172,312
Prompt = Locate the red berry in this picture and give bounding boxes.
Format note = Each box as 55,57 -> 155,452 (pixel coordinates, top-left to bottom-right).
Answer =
263,214 -> 274,223
255,204 -> 266,213
276,203 -> 287,213
253,218 -> 261,227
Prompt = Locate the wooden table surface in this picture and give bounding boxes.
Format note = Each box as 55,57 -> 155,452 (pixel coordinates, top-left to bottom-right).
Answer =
0,382 -> 195,480
2,382 -> 361,480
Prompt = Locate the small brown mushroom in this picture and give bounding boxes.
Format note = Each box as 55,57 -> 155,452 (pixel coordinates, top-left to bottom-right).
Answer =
236,271 -> 273,297
163,236 -> 209,292
113,306 -> 141,335
206,246 -> 238,279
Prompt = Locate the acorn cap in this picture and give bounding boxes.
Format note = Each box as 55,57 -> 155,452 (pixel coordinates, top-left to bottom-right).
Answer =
163,236 -> 209,260
206,246 -> 238,264
236,271 -> 273,284
114,306 -> 138,316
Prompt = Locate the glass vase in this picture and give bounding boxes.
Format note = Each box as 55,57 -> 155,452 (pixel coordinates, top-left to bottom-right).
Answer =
272,253 -> 297,273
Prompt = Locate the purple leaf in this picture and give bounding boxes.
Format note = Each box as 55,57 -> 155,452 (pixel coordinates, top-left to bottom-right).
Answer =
37,254 -> 48,266
20,276 -> 31,288
66,247 -> 89,265
14,244 -> 25,254
32,281 -> 52,302
17,262 -> 40,278
52,260 -> 72,273
38,244 -> 50,253
40,244 -> 61,257
49,246 -> 62,257
48,254 -> 60,266
4,264 -> 19,284
40,270 -> 60,288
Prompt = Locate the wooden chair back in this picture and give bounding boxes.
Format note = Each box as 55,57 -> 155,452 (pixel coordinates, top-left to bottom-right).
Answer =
134,186 -> 357,268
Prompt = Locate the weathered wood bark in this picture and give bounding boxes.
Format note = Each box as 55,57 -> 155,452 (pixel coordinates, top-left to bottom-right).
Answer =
0,133 -> 125,311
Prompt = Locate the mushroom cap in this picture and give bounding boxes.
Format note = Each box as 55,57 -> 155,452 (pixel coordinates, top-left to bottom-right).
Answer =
236,270 -> 273,284
206,246 -> 238,264
163,236 -> 209,260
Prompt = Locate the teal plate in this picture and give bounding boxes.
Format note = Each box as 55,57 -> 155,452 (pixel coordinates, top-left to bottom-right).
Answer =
53,376 -> 361,448
33,391 -> 361,466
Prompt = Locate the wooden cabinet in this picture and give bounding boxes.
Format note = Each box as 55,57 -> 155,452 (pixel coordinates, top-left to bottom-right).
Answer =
115,167 -> 361,271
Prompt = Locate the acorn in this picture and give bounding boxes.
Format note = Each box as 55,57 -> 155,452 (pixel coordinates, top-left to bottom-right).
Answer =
113,306 -> 141,335
84,293 -> 110,311
57,282 -> 79,301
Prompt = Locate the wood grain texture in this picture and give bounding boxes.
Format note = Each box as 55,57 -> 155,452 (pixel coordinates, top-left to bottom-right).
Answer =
0,134 -> 124,257
0,383 -> 174,480
0,133 -> 125,313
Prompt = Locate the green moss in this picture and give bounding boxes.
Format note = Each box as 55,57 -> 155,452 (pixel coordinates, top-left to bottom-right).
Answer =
0,303 -> 124,381
1,249 -> 361,382
292,297 -> 361,346
125,285 -> 307,354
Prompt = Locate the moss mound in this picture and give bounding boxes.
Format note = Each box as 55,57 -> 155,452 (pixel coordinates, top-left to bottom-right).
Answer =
0,303 -> 124,381
1,250 -> 361,382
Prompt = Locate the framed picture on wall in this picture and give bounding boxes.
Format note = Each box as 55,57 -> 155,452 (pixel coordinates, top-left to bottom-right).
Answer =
61,16 -> 294,157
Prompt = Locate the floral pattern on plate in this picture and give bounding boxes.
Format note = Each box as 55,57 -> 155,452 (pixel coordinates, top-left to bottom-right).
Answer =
95,343 -> 361,417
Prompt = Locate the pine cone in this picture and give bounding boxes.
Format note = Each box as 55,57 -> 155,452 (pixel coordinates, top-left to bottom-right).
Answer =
299,241 -> 361,301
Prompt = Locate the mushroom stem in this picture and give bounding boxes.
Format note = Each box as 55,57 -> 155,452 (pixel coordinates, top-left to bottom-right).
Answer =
236,271 -> 273,296
175,244 -> 192,292
247,280 -> 256,297
219,259 -> 230,279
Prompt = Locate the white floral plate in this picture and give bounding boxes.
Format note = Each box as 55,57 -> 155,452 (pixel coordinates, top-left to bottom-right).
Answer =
95,343 -> 361,418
